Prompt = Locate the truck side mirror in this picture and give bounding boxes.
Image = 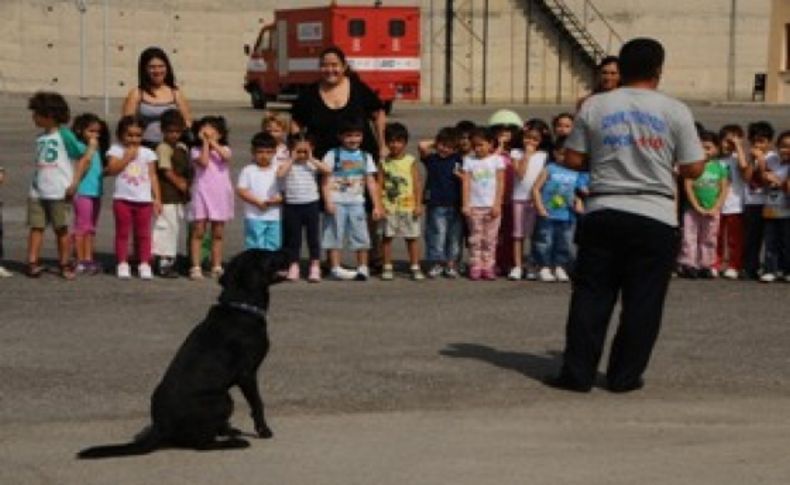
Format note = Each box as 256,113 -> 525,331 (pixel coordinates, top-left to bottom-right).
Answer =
244,44 -> 251,56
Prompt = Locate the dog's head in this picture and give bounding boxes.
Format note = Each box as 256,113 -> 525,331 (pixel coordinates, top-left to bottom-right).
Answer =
218,249 -> 287,310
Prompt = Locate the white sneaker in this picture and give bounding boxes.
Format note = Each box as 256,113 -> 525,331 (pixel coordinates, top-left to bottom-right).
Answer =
760,273 -> 776,283
722,268 -> 739,280
508,266 -> 523,280
355,265 -> 370,281
0,265 -> 12,278
538,267 -> 556,282
428,264 -> 444,279
330,266 -> 357,281
709,268 -> 719,278
189,266 -> 204,280
554,266 -> 569,282
117,262 -> 131,279
139,263 -> 153,280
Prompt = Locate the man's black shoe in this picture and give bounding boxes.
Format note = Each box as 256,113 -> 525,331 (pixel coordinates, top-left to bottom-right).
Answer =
542,374 -> 592,393
606,378 -> 645,393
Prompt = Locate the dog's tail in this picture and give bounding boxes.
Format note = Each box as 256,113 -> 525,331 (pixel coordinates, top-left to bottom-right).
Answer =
77,425 -> 163,459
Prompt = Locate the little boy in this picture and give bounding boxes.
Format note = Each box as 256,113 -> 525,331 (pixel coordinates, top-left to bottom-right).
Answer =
152,109 -> 191,277
321,118 -> 383,281
716,124 -> 750,279
379,122 -> 424,281
0,166 -> 10,277
237,132 -> 283,250
26,91 -> 85,279
419,126 -> 463,278
743,121 -> 778,279
759,130 -> 790,283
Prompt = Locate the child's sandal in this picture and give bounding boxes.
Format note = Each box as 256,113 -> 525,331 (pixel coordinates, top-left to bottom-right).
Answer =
27,262 -> 44,278
60,263 -> 76,280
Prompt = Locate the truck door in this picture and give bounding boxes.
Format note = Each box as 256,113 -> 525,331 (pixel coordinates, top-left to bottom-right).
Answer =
276,19 -> 289,77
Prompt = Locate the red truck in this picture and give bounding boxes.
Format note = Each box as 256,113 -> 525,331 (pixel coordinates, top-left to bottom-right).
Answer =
243,3 -> 421,113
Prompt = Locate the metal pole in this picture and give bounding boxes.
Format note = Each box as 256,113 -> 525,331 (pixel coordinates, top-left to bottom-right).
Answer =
727,0 -> 737,100
557,13 -> 562,104
444,0 -> 453,104
482,0 -> 488,104
103,0 -> 109,116
77,0 -> 87,99
525,0 -> 531,104
430,0 -> 435,104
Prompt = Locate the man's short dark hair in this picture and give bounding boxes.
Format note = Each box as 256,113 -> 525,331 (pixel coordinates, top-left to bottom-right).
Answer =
747,121 -> 775,142
384,122 -> 409,143
251,131 -> 277,150
28,91 -> 70,124
618,38 -> 665,85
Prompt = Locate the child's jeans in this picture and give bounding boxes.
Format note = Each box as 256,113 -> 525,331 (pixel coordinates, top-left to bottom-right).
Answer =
467,207 -> 501,270
763,217 -> 790,274
743,204 -> 765,275
425,205 -> 462,263
714,212 -> 743,270
532,217 -> 574,268
678,209 -> 719,269
113,199 -> 153,264
283,201 -> 321,262
73,194 -> 101,236
321,202 -> 370,250
152,203 -> 184,258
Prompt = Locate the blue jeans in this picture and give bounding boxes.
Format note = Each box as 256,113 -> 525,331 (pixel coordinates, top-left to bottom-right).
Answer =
532,217 -> 574,267
321,203 -> 370,250
425,206 -> 462,263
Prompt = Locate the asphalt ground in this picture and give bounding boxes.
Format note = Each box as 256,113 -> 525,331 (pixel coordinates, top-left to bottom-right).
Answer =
0,95 -> 789,484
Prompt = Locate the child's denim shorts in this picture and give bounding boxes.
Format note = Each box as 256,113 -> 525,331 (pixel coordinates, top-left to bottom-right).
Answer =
321,203 -> 370,250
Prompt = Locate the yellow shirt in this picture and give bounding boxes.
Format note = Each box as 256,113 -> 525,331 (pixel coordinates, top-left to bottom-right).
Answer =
381,154 -> 416,213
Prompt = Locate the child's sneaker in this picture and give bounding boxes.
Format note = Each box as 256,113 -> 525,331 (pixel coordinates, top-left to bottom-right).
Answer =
482,268 -> 497,281
469,267 -> 482,280
307,262 -> 322,283
0,265 -> 11,278
554,266 -> 569,282
427,264 -> 444,279
286,262 -> 300,281
443,266 -> 459,279
117,262 -> 131,279
330,266 -> 357,281
538,267 -> 556,282
722,268 -> 739,280
525,268 -> 537,281
139,263 -> 153,280
189,266 -> 204,280
355,265 -> 370,281
709,268 -> 719,278
759,272 -> 776,283
508,266 -> 523,280
411,266 -> 425,281
75,261 -> 89,275
210,266 -> 224,279
381,264 -> 394,281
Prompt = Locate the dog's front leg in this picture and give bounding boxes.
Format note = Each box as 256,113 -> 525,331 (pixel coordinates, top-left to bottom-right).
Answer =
238,374 -> 273,439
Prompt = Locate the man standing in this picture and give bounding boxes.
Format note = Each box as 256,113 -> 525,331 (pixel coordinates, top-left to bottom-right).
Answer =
545,38 -> 705,393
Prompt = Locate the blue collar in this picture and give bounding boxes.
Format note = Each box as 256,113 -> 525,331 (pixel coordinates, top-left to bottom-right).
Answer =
221,300 -> 266,318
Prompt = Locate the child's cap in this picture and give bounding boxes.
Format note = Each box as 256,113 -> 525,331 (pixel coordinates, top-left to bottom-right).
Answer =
488,109 -> 523,128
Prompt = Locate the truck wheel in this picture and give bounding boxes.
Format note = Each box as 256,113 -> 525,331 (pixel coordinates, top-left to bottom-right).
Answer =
383,101 -> 393,115
250,87 -> 266,110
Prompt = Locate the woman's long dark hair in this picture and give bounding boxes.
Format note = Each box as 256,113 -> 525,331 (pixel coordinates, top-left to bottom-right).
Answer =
138,47 -> 177,94
319,46 -> 361,82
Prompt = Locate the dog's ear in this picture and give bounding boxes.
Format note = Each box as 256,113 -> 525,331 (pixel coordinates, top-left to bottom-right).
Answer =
219,249 -> 257,289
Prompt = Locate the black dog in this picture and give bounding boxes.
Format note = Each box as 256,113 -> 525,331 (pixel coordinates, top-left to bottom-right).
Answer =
78,249 -> 286,459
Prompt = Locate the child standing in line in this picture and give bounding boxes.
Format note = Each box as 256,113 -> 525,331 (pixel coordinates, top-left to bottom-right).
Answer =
677,131 -> 730,279
715,124 -> 750,279
237,132 -> 283,251
742,121 -> 777,280
759,130 -> 790,283
419,127 -> 463,279
277,133 -> 330,282
262,111 -> 291,167
152,109 -> 191,278
26,92 -> 85,279
188,116 -> 234,280
489,110 -> 523,276
71,113 -> 110,275
0,166 -> 10,277
531,136 -> 582,283
106,115 -> 161,279
379,122 -> 425,281
462,127 -> 505,280
552,113 -> 574,139
454,120 -> 477,274
321,118 -> 383,281
509,125 -> 547,280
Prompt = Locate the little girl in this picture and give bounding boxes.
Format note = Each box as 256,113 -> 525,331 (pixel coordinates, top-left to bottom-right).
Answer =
678,131 -> 729,279
277,133 -> 331,282
71,113 -> 109,274
106,115 -> 161,279
462,127 -> 505,280
509,125 -> 547,280
189,116 -> 234,280
552,113 -> 574,139
262,111 -> 291,167
489,111 -> 522,277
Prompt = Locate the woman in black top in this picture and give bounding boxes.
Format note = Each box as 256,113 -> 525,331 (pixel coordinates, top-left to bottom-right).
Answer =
290,47 -> 386,161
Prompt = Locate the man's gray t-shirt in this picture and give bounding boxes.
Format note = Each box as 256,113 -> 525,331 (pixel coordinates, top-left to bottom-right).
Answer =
566,87 -> 704,226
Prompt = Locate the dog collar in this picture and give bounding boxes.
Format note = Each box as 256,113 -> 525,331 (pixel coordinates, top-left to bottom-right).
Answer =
221,301 -> 267,318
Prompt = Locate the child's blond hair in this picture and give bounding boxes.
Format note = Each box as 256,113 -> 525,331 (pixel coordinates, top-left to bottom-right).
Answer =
261,111 -> 291,133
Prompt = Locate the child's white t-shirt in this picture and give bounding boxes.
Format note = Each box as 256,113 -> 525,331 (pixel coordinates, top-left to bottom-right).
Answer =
511,149 -> 547,202
30,128 -> 82,200
720,154 -> 745,215
462,154 -> 505,208
107,144 -> 157,203
237,163 -> 282,221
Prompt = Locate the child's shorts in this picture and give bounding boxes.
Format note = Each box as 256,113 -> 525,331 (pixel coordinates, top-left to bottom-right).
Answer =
152,203 -> 184,257
28,198 -> 70,230
244,218 -> 282,250
73,194 -> 101,236
512,199 -> 538,239
382,212 -> 420,239
322,203 -> 370,250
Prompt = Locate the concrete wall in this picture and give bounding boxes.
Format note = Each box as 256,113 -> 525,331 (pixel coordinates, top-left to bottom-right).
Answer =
766,0 -> 789,103
0,0 -> 775,105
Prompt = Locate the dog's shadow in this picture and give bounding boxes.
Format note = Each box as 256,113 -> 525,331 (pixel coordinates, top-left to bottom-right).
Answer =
439,343 -> 606,386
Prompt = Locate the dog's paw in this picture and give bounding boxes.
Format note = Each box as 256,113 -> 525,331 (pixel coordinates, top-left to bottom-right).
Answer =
256,425 -> 274,439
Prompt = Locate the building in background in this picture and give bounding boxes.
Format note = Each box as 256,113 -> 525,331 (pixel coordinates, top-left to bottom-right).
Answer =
0,0 -> 778,104
766,0 -> 789,103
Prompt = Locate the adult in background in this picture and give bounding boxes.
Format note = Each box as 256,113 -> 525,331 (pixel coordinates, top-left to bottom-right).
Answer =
545,38 -> 705,393
290,47 -> 387,268
123,47 -> 193,149
576,55 -> 620,111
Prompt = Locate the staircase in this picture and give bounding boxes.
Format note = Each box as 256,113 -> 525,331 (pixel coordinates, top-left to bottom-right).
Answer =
532,0 -> 622,69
